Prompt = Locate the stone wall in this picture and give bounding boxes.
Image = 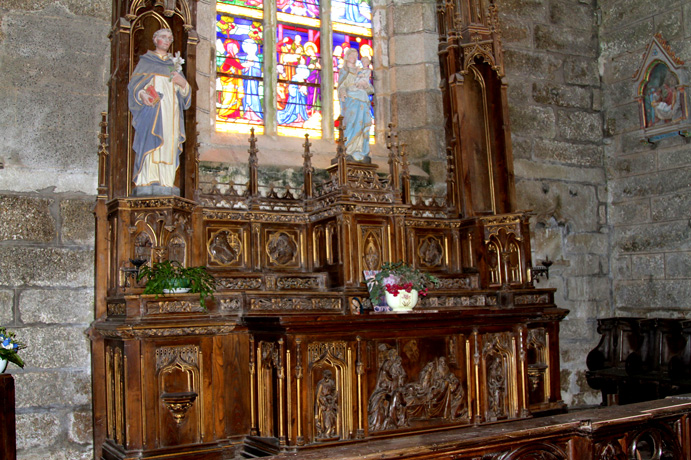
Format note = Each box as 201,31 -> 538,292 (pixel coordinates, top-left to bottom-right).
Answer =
0,2 -> 109,458
600,1 -> 691,319
498,0 -> 606,407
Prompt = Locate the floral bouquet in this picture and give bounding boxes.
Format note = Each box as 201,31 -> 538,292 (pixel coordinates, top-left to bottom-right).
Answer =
0,327 -> 25,369
366,261 -> 440,307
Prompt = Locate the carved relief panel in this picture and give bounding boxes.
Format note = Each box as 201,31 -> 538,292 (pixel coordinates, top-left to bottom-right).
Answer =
356,219 -> 391,283
263,228 -> 303,270
366,336 -> 468,434
206,225 -> 249,268
105,343 -> 126,447
481,332 -> 517,422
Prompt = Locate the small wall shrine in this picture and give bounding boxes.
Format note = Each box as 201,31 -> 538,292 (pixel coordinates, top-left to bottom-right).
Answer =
633,33 -> 691,144
90,0 -> 569,459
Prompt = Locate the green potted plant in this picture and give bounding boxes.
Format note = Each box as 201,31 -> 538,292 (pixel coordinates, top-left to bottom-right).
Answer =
0,327 -> 25,373
366,261 -> 440,312
137,260 -> 216,309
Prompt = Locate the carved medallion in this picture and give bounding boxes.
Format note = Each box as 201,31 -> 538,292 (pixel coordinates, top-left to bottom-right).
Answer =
266,231 -> 299,266
207,228 -> 243,266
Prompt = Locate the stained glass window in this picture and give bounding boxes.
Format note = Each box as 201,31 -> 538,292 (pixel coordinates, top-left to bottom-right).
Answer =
215,0 -> 373,140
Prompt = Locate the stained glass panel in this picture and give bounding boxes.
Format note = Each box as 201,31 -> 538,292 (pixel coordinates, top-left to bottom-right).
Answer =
216,15 -> 265,131
332,0 -> 372,35
276,24 -> 322,137
277,0 -> 320,19
217,0 -> 263,13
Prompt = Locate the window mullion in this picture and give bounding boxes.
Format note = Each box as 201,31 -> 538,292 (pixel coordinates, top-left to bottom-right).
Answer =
264,0 -> 278,135
321,0 -> 334,141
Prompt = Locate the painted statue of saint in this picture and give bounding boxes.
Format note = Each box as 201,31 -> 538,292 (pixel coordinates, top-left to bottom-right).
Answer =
128,28 -> 191,195
337,48 -> 373,162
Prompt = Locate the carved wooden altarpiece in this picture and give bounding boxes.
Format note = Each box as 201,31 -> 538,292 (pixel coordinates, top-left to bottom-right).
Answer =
90,1 -> 570,459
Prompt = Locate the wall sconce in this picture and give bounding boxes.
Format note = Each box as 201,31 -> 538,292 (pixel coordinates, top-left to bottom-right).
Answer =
121,258 -> 147,288
531,256 -> 553,283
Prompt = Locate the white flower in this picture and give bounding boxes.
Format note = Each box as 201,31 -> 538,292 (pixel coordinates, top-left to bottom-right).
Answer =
171,51 -> 185,73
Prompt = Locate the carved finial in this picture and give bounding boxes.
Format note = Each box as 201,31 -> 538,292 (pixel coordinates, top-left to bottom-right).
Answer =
97,112 -> 109,197
336,116 -> 347,160
302,133 -> 313,200
248,127 -> 259,200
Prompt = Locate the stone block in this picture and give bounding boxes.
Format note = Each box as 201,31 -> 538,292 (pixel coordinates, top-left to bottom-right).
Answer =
532,82 -> 592,109
609,199 -> 651,226
549,0 -> 594,31
532,139 -> 602,167
0,168 -> 99,195
19,288 -> 94,324
613,220 -> 691,253
393,2 -> 436,34
600,19 -> 654,57
1,0 -> 109,19
509,105 -> 556,139
529,227 -> 564,261
604,102 -> 640,136
559,317 -> 598,341
391,63 -> 439,93
563,254 -> 606,276
630,253 -> 665,280
657,145 -> 691,170
514,159 -> 606,184
68,409 -> 93,445
610,167 -> 691,201
498,0 -> 548,23
564,56 -> 600,87
612,255 -> 631,280
18,446 -> 93,460
389,32 -> 439,66
20,325 -> 91,369
564,232 -> 608,255
606,151 -> 656,178
0,290 -> 14,324
666,251 -> 691,279
391,90 -> 443,129
535,24 -> 597,57
60,199 -> 95,245
566,276 -> 610,301
0,247 -> 93,288
503,49 -> 562,80
516,180 -> 599,232
557,110 -> 602,143
14,370 -> 91,409
16,411 -> 62,450
654,9 -> 682,39
500,19 -> 531,47
510,136 -> 533,160
601,53 -> 642,85
651,191 -> 691,222
398,128 -> 445,162
602,80 -> 636,109
0,195 -> 55,242
614,279 -> 691,310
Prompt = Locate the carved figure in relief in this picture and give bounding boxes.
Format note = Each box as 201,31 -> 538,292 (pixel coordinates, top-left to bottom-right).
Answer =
487,354 -> 506,419
315,370 -> 339,439
128,29 -> 191,195
368,347 -> 408,431
403,357 -> 466,420
338,48 -> 373,162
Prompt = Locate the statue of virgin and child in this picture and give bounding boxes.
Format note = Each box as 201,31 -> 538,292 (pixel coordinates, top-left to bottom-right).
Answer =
338,48 -> 374,162
128,28 -> 191,196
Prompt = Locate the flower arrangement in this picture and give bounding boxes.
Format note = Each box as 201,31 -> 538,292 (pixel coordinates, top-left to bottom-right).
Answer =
137,260 -> 216,309
0,327 -> 26,369
366,261 -> 440,306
